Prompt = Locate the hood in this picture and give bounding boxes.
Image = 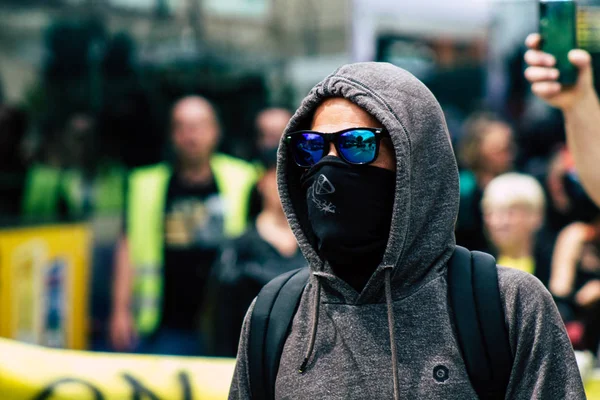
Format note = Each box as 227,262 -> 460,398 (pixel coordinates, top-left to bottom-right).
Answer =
277,62 -> 460,304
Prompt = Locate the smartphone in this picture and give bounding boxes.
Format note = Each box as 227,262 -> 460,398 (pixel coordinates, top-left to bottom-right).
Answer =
539,0 -> 578,85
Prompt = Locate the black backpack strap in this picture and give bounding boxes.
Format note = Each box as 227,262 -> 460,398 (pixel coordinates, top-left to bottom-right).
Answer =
448,246 -> 513,400
471,250 -> 512,397
249,267 -> 310,400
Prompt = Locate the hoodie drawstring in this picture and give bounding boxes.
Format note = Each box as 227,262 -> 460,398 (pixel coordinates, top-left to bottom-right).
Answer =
299,276 -> 322,373
385,268 -> 400,400
298,270 -> 400,400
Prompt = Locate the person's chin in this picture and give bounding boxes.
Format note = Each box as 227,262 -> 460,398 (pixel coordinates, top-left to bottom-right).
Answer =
181,153 -> 206,164
491,238 -> 512,251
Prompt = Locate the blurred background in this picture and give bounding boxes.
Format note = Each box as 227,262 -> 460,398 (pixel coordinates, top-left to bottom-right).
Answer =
3,0 -> 600,390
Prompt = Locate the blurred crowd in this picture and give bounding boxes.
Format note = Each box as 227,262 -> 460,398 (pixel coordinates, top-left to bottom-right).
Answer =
455,111 -> 600,355
2,22 -> 600,362
4,92 -> 600,360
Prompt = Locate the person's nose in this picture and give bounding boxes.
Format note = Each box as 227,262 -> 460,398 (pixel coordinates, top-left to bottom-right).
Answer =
487,211 -> 502,229
495,213 -> 511,229
327,142 -> 339,158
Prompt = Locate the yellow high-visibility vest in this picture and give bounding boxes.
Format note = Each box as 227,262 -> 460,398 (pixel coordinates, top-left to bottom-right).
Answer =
127,154 -> 257,335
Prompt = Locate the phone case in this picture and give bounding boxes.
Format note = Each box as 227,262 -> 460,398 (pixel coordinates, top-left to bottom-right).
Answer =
540,0 -> 578,85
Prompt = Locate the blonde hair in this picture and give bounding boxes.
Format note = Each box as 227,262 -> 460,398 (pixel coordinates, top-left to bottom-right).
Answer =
482,173 -> 546,214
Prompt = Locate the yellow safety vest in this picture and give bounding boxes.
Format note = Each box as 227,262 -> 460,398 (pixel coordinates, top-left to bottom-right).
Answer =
23,163 -> 126,219
127,154 -> 258,335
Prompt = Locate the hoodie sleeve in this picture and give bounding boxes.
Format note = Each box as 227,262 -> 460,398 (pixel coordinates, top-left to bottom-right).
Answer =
228,299 -> 256,400
498,267 -> 586,399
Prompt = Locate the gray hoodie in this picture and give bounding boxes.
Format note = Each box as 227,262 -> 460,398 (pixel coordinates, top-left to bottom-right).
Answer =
229,62 -> 585,399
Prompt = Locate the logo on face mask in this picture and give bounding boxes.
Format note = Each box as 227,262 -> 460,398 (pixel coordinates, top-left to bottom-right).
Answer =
314,175 -> 335,195
308,174 -> 336,214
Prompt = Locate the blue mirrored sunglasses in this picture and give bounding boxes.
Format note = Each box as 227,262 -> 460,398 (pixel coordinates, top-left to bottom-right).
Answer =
284,127 -> 388,167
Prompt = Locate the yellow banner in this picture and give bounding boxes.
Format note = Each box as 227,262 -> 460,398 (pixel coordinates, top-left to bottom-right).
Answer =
0,338 -> 235,399
1,336 -> 598,400
0,223 -> 90,350
586,370 -> 600,400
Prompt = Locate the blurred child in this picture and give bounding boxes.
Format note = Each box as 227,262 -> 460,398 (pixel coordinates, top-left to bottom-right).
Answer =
482,173 -> 545,276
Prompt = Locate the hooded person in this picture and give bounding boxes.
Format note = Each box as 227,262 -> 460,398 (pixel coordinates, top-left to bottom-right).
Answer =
229,63 -> 584,399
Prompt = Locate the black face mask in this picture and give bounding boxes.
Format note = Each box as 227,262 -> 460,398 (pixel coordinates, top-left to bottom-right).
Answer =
300,156 -> 396,291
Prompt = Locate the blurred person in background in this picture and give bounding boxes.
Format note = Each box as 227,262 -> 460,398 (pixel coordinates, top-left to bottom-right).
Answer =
482,173 -> 545,278
207,149 -> 305,357
533,147 -> 588,287
248,108 -> 292,221
455,112 -> 516,252
549,201 -> 600,354
524,33 -> 600,208
110,96 -> 257,356
0,105 -> 28,219
22,113 -> 126,220
544,148 -> 575,227
255,108 -> 292,159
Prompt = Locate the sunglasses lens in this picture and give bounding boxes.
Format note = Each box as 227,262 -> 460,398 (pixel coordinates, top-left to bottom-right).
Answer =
291,133 -> 325,167
339,130 -> 377,164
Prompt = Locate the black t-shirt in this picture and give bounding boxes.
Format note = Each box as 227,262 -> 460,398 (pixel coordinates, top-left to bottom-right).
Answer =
160,173 -> 226,330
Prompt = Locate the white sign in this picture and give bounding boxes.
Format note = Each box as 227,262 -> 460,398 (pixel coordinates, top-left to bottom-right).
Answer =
352,0 -> 491,62
105,0 -> 183,12
107,0 -> 155,10
204,0 -> 269,19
